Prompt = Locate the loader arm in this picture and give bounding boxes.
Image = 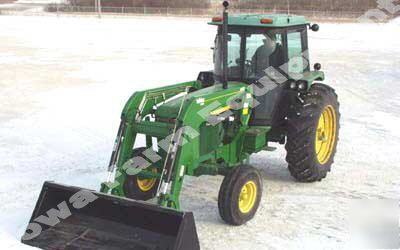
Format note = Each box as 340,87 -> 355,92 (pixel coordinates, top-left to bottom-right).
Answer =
100,81 -> 198,193
121,81 -> 200,122
106,82 -> 254,210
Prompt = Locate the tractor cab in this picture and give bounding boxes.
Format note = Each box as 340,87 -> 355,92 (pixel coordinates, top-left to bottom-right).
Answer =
209,14 -> 311,83
208,14 -> 318,132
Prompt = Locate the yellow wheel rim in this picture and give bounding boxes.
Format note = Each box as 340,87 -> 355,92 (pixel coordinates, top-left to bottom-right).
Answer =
137,169 -> 157,192
238,181 -> 257,214
315,105 -> 337,165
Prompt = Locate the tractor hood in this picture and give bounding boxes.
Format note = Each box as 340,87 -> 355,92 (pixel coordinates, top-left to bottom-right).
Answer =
155,82 -> 248,120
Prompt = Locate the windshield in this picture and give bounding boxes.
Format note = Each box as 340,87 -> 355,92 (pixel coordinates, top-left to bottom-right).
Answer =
214,29 -> 284,82
214,32 -> 242,81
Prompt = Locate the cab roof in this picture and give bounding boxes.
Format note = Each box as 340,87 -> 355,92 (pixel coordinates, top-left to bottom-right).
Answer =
208,14 -> 309,28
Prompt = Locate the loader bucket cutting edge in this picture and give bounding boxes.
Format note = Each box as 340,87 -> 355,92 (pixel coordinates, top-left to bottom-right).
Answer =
21,181 -> 200,250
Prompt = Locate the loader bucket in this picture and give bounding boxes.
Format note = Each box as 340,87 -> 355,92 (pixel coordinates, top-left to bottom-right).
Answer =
21,181 -> 200,250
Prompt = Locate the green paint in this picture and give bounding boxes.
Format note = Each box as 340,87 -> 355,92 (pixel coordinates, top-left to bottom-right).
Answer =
209,14 -> 309,28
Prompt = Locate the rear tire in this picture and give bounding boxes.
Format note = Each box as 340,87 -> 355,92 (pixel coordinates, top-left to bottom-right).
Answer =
218,165 -> 262,225
123,147 -> 160,200
285,83 -> 340,182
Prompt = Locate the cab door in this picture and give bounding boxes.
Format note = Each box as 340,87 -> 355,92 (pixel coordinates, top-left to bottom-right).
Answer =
285,27 -> 310,77
249,26 -> 310,141
247,29 -> 286,127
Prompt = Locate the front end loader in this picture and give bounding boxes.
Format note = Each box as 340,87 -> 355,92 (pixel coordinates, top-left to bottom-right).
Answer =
22,1 -> 340,249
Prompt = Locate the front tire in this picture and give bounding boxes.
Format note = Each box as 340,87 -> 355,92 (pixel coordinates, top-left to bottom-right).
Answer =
218,165 -> 263,225
123,147 -> 160,200
285,83 -> 340,182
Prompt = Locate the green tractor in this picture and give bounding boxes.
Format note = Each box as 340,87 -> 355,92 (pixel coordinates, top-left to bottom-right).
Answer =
22,2 -> 340,249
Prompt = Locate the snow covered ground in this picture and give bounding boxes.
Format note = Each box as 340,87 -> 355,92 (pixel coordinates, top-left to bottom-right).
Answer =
0,15 -> 399,249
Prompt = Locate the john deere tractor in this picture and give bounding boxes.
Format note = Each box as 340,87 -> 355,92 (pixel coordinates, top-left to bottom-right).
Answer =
22,2 -> 340,249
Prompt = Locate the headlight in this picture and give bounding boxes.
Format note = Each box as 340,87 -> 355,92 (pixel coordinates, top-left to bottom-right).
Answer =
289,81 -> 297,90
297,81 -> 307,90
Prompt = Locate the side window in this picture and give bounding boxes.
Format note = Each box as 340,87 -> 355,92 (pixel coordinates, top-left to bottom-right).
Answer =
227,34 -> 241,67
227,33 -> 242,78
287,31 -> 304,74
214,33 -> 242,79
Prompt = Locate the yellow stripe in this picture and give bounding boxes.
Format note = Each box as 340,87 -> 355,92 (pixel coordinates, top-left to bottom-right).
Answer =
210,106 -> 231,115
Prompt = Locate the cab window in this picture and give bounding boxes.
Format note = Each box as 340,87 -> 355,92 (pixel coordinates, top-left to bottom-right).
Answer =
227,33 -> 242,78
287,31 -> 305,75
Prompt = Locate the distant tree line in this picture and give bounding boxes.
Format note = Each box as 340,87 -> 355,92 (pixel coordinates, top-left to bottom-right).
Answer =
68,0 -> 211,8
66,0 -> 400,16
228,0 -> 378,12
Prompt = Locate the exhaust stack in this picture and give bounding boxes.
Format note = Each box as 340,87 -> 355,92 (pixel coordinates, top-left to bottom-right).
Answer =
222,1 -> 229,89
